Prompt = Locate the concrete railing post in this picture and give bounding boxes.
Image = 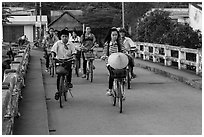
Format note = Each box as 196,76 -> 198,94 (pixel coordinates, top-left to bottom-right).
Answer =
178,48 -> 186,70
164,45 -> 171,66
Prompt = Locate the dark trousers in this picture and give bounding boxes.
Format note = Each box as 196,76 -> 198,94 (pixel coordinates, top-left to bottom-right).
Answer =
44,49 -> 50,69
107,65 -> 114,89
82,51 -> 87,74
57,63 -> 72,91
76,50 -> 81,69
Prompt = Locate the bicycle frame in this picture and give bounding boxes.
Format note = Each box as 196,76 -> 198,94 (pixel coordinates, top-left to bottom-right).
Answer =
55,58 -> 74,108
112,77 -> 125,113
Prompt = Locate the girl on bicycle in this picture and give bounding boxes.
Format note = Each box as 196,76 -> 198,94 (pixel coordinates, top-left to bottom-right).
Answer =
80,26 -> 96,78
101,27 -> 127,96
42,28 -> 59,72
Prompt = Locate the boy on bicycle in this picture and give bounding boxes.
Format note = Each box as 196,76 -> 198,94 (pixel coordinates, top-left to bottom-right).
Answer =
51,29 -> 76,100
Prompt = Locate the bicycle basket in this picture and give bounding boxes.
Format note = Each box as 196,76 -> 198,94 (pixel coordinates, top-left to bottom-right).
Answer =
55,66 -> 68,74
112,69 -> 126,78
84,51 -> 95,59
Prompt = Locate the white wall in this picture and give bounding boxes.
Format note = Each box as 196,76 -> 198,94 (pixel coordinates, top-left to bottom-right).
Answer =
24,25 -> 33,42
189,4 -> 202,32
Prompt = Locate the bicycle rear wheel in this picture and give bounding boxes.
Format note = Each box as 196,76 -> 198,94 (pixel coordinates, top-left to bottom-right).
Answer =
59,76 -> 64,108
117,81 -> 123,113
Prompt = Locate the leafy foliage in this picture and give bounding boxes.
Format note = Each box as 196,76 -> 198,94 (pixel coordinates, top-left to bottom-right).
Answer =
135,10 -> 201,49
2,7 -> 12,24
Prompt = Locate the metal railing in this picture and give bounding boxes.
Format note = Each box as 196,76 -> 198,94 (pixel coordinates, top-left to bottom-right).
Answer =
132,42 -> 202,76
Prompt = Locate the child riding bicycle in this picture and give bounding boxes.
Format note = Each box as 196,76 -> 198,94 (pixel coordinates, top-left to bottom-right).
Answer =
101,27 -> 128,97
51,29 -> 76,100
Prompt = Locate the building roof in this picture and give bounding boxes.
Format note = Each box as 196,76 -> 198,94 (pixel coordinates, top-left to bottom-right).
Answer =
191,3 -> 202,11
48,11 -> 83,31
5,15 -> 48,25
4,7 -> 35,16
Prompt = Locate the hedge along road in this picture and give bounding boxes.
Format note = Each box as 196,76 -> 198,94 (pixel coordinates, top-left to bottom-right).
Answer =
42,58 -> 201,135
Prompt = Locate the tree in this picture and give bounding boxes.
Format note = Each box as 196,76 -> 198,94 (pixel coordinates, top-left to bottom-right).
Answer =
2,7 -> 12,24
135,9 -> 201,49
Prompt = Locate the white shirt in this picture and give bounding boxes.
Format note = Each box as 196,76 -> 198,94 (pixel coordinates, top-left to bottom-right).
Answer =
69,36 -> 81,51
122,37 -> 135,51
51,40 -> 76,59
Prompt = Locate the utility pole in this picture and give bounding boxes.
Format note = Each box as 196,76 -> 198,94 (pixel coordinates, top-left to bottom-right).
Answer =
122,2 -> 125,28
39,2 -> 42,45
35,2 -> 37,40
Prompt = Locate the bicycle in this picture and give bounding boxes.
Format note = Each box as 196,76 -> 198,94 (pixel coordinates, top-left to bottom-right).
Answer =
101,56 -> 127,113
84,50 -> 95,82
54,57 -> 74,108
111,68 -> 127,113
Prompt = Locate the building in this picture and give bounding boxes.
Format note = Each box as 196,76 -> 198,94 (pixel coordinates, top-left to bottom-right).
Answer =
150,8 -> 189,24
48,11 -> 83,31
3,15 -> 47,42
189,3 -> 202,32
2,7 -> 48,43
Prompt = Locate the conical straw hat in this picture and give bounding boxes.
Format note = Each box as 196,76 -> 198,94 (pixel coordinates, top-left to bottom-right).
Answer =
108,52 -> 128,69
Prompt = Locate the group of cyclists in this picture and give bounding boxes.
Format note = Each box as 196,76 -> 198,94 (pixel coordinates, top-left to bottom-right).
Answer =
42,26 -> 136,100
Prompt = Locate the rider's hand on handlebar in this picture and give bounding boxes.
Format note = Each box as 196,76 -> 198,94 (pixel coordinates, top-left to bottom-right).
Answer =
101,55 -> 108,60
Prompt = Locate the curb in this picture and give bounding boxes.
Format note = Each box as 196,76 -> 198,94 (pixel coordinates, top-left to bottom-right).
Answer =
135,63 -> 202,90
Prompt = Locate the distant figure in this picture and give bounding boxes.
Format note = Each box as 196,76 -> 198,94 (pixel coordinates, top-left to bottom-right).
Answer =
42,28 -> 59,72
69,29 -> 82,76
18,35 -> 28,46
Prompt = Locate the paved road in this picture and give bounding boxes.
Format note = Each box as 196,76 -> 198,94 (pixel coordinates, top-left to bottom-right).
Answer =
42,58 -> 201,135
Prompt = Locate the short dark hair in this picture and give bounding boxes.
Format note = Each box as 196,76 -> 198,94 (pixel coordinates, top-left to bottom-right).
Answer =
60,29 -> 69,36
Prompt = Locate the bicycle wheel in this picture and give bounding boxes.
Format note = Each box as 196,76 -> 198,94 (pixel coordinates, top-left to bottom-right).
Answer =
64,77 -> 68,101
127,68 -> 131,89
59,76 -> 64,108
117,81 -> 123,113
89,60 -> 93,82
86,61 -> 89,80
50,63 -> 55,77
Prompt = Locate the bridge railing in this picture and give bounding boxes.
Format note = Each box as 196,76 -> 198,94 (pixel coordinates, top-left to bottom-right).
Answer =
132,42 -> 202,76
2,43 -> 31,135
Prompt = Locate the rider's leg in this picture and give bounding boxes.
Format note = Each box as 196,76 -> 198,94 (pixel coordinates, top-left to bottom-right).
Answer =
128,55 -> 136,78
65,63 -> 73,88
106,65 -> 114,96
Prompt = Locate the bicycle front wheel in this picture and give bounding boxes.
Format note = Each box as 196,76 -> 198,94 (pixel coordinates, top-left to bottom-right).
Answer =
59,76 -> 65,108
117,81 -> 123,113
89,60 -> 93,82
